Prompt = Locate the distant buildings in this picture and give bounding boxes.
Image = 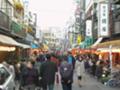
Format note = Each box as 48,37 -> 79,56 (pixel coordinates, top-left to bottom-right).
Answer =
41,27 -> 64,50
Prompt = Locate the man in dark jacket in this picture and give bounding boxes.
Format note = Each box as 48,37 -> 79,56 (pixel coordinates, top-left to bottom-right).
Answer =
40,54 -> 58,90
21,61 -> 38,90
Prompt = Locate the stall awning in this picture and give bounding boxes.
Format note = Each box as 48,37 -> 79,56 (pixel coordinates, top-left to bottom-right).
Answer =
91,37 -> 103,48
0,34 -> 20,46
0,34 -> 31,48
96,40 -> 120,48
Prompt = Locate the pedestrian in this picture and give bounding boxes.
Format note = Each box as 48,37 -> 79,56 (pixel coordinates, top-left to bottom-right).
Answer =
21,61 -> 38,90
19,59 -> 27,90
34,54 -> 45,89
75,56 -> 85,87
40,54 -> 58,90
60,56 -> 74,90
67,51 -> 76,69
95,60 -> 104,80
91,59 -> 97,76
84,57 -> 90,73
50,53 -> 60,84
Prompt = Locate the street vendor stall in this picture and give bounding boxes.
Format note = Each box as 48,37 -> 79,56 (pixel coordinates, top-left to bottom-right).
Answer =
97,48 -> 120,66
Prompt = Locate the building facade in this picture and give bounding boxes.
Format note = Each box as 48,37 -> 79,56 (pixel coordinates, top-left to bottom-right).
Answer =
81,0 -> 120,48
0,0 -> 38,62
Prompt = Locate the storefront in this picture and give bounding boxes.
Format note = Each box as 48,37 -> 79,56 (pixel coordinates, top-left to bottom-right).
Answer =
94,39 -> 120,70
0,34 -> 19,62
0,34 -> 31,62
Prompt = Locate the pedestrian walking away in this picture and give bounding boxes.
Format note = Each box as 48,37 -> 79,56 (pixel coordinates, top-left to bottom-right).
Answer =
40,54 -> 58,90
60,56 -> 74,90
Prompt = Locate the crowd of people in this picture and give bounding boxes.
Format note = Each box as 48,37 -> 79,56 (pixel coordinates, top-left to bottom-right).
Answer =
10,51 -> 76,90
2,51 -> 116,90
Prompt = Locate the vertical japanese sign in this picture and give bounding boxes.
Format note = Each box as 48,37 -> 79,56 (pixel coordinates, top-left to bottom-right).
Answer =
98,3 -> 109,37
86,20 -> 92,37
77,35 -> 81,45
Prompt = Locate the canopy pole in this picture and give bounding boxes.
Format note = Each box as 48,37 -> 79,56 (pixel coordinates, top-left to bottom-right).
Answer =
109,45 -> 112,74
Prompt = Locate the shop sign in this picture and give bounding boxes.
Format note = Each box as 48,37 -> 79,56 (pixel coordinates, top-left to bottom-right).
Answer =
77,35 -> 81,45
86,20 -> 92,37
98,3 -> 109,37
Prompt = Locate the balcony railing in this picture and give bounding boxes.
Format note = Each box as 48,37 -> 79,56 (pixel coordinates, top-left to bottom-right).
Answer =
0,10 -> 10,31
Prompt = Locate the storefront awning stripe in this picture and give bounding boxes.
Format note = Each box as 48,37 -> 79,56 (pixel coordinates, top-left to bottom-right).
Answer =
96,40 -> 120,48
0,34 -> 31,48
0,34 -> 20,46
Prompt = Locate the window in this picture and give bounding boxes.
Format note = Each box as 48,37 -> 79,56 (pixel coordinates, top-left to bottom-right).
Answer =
0,67 -> 10,85
6,1 -> 13,17
102,19 -> 106,24
1,0 -> 7,13
102,27 -> 106,32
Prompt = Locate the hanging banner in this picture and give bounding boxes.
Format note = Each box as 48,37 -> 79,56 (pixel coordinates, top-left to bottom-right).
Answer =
86,20 -> 92,37
98,3 -> 109,37
77,35 -> 81,45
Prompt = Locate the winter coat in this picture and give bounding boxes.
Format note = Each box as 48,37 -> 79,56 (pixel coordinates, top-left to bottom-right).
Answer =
60,61 -> 73,84
40,61 -> 58,85
75,60 -> 85,76
22,67 -> 38,86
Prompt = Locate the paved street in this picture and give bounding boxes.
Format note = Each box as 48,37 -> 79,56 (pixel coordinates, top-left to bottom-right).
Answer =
15,73 -> 120,90
54,73 -> 120,90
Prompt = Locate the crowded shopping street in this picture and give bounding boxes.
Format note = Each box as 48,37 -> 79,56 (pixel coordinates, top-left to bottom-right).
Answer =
0,0 -> 120,90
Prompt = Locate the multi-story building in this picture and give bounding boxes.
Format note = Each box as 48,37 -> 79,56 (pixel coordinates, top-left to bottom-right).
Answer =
75,0 -> 85,42
74,0 -> 93,48
0,0 -> 38,61
42,27 -> 64,50
112,0 -> 120,36
83,0 -> 120,49
83,0 -> 110,48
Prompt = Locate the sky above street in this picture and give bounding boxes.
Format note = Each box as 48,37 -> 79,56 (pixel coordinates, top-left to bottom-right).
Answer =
28,0 -> 76,29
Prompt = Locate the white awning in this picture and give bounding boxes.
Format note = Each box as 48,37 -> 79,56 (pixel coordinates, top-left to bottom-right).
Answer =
91,37 -> 103,48
0,34 -> 31,49
0,34 -> 20,46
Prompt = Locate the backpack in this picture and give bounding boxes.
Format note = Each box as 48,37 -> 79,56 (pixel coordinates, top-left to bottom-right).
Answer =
60,62 -> 73,80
